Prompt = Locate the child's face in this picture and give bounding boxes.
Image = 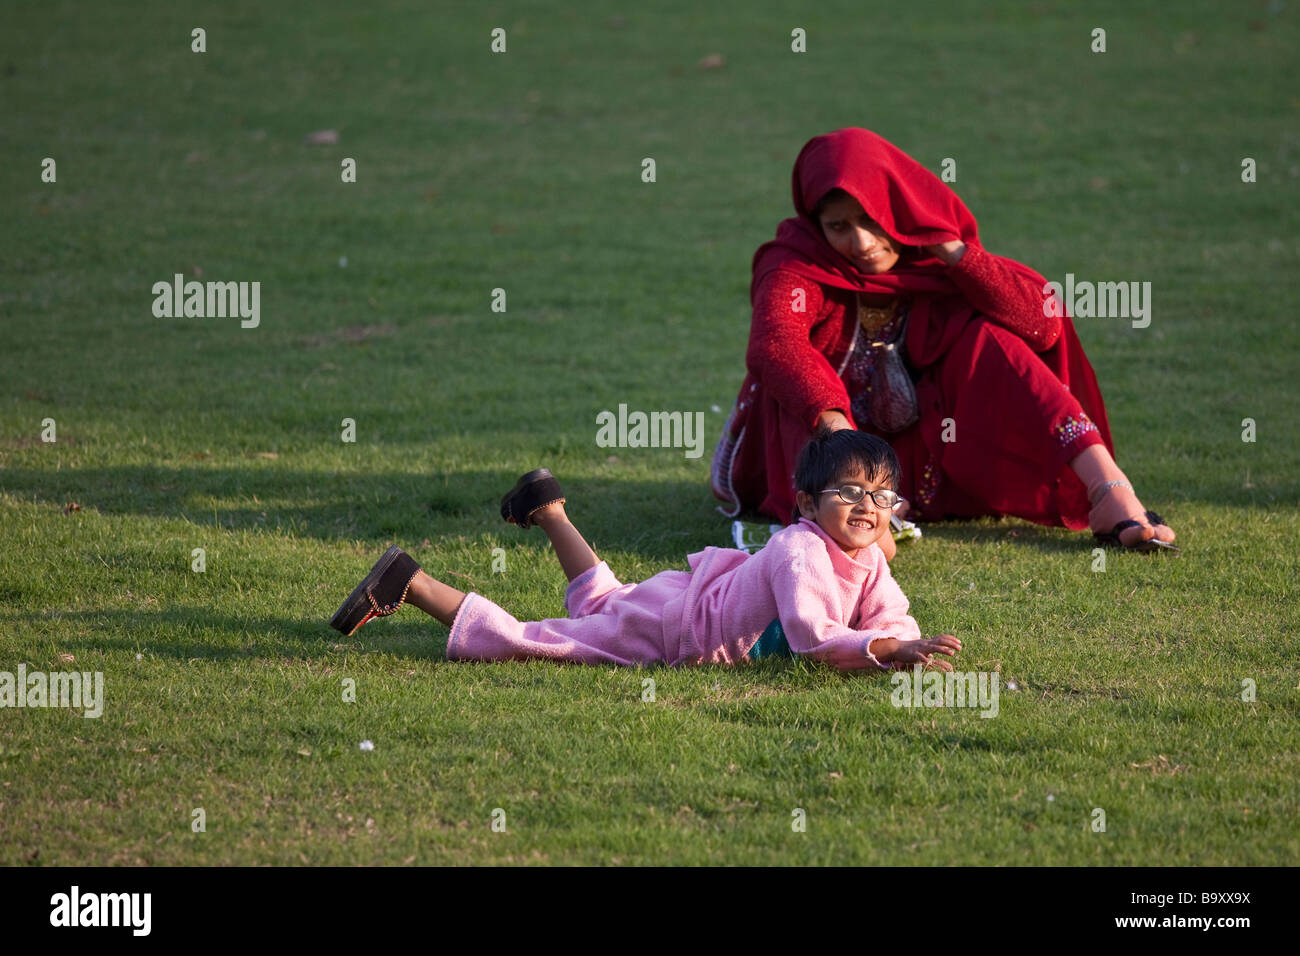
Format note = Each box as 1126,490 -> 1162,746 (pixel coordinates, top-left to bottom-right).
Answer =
795,465 -> 895,556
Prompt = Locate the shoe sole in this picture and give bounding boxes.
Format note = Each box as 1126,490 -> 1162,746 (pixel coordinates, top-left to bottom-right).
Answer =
1094,509 -> 1180,554
1093,533 -> 1180,554
329,546 -> 405,636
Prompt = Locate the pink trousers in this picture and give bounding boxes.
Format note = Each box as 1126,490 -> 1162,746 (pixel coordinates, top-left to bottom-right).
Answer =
445,561 -> 694,666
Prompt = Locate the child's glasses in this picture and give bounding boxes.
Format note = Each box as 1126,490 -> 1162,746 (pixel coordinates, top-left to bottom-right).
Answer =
819,484 -> 902,510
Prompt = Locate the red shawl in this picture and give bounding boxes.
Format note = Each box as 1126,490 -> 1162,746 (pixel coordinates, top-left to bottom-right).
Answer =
750,127 -> 1111,447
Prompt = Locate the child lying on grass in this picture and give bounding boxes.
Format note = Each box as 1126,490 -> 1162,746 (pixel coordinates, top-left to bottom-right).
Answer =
329,429 -> 960,672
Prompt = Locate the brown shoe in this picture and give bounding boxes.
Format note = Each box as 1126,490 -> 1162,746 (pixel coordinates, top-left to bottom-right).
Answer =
329,546 -> 422,636
499,469 -> 565,529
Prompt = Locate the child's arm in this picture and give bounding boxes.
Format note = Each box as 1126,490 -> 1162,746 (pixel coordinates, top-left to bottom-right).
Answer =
854,548 -> 961,667
765,537 -> 924,671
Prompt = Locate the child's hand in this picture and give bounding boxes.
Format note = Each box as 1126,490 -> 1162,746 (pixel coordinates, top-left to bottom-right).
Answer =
889,634 -> 962,672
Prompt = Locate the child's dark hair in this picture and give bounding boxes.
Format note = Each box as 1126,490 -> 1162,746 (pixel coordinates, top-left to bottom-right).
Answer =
792,428 -> 902,522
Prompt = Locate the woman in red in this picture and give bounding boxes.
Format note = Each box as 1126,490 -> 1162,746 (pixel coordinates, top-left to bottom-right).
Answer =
711,127 -> 1177,554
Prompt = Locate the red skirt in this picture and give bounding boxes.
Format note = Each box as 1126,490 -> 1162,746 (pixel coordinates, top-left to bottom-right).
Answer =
712,314 -> 1113,529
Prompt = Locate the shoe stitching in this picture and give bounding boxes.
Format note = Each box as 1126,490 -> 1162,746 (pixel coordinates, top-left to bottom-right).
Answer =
367,566 -> 419,616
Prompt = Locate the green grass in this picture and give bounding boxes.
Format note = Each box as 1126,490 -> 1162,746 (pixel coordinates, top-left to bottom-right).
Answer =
1,0 -> 1298,865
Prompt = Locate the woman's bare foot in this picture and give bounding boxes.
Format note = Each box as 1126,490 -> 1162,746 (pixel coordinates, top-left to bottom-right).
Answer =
1088,480 -> 1176,547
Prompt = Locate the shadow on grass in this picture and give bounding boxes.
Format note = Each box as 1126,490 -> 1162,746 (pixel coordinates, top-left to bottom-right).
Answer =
4,462 -> 1185,561
0,464 -> 728,562
5,607 -> 450,661
911,520 -> 1091,556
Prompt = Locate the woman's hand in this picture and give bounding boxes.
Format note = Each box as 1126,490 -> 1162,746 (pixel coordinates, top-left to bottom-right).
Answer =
816,409 -> 854,432
922,239 -> 967,265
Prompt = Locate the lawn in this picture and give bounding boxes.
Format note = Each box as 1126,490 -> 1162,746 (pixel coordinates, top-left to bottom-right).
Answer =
1,0 -> 1297,865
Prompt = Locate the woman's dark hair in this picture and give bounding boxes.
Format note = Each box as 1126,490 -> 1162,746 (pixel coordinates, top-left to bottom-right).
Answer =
810,188 -> 919,263
792,428 -> 901,522
810,187 -> 853,223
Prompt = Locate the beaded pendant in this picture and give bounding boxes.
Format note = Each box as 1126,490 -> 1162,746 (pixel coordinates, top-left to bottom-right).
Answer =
857,295 -> 900,336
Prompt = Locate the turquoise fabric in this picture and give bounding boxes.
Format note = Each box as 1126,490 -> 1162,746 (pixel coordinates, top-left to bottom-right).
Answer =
747,618 -> 792,659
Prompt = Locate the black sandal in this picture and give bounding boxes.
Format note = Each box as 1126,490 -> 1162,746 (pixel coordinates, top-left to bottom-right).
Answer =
1094,510 -> 1180,554
500,468 -> 565,529
1089,480 -> 1180,554
329,546 -> 423,636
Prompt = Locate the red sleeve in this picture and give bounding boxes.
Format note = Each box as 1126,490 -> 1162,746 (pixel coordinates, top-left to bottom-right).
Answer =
945,244 -> 1062,351
745,269 -> 856,431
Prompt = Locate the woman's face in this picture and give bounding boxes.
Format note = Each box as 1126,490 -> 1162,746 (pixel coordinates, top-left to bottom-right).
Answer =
817,193 -> 902,274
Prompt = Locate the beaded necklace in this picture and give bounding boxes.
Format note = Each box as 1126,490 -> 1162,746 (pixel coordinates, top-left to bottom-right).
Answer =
857,295 -> 900,338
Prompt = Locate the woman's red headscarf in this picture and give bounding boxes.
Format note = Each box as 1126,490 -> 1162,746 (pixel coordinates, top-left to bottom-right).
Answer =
752,126 -> 1043,304
747,126 -> 1113,476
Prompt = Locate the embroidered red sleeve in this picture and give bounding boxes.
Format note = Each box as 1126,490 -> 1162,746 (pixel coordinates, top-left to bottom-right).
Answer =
946,244 -> 1062,351
745,269 -> 855,430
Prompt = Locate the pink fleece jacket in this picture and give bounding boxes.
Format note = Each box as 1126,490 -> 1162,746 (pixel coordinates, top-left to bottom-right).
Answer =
667,517 -> 922,668
446,517 -> 923,670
